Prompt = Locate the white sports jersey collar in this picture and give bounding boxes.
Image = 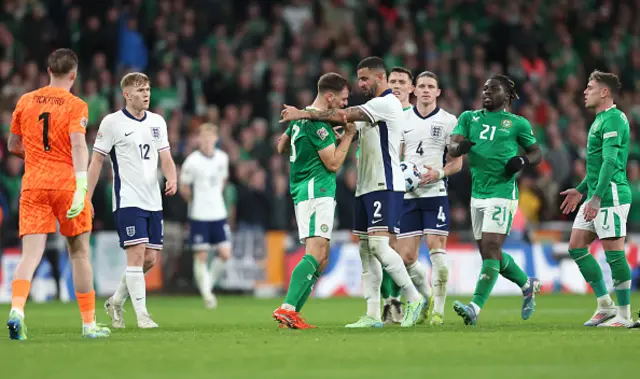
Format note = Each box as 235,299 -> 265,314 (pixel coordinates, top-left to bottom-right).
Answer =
413,106 -> 440,120
122,108 -> 147,122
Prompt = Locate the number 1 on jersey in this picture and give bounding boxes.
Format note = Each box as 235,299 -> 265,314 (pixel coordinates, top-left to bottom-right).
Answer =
38,112 -> 51,151
479,124 -> 496,141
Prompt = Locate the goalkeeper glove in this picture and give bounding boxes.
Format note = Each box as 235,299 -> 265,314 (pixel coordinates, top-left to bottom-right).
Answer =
67,172 -> 88,219
505,156 -> 529,176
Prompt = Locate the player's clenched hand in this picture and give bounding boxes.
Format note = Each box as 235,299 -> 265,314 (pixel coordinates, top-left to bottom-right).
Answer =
505,155 -> 529,175
559,188 -> 583,215
419,165 -> 443,186
343,121 -> 357,136
280,105 -> 306,123
165,180 -> 177,196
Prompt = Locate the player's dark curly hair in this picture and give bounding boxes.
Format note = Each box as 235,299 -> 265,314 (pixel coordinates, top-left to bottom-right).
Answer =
490,74 -> 520,105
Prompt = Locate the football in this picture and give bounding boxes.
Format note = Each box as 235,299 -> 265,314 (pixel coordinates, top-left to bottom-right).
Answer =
400,161 -> 421,192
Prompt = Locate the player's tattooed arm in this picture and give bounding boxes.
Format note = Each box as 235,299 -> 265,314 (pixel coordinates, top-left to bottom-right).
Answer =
7,132 -> 24,158
447,134 -> 474,157
280,105 -> 370,124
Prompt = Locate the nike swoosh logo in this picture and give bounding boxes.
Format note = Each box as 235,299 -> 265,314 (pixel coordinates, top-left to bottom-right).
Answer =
372,219 -> 384,224
135,297 -> 144,301
404,130 -> 413,134
472,117 -> 479,121
436,223 -> 447,228
125,131 -> 134,136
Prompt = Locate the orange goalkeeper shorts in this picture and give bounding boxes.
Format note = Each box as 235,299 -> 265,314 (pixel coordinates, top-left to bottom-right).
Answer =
19,189 -> 91,238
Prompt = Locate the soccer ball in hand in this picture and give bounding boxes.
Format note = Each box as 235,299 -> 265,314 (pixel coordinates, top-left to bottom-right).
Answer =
400,161 -> 421,192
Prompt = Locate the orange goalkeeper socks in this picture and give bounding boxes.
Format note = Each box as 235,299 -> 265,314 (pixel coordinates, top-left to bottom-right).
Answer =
11,279 -> 31,315
76,290 -> 96,326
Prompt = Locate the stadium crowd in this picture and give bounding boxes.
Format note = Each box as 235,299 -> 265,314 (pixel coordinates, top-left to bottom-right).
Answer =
2,0 -> 640,249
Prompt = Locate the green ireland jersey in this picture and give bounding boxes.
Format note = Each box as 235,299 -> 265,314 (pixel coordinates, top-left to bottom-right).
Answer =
585,106 -> 631,206
285,110 -> 337,204
451,109 -> 537,200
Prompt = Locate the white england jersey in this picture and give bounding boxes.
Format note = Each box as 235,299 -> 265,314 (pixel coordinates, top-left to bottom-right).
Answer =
180,149 -> 229,221
401,107 -> 457,199
355,89 -> 406,197
93,109 -> 170,212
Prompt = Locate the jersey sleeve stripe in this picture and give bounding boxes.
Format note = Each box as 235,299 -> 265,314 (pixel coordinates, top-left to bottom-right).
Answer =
93,147 -> 109,156
158,146 -> 171,152
378,121 -> 393,190
358,105 -> 375,124
109,149 -> 122,210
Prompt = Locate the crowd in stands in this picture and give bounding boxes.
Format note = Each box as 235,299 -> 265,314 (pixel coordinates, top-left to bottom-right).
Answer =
2,0 -> 640,248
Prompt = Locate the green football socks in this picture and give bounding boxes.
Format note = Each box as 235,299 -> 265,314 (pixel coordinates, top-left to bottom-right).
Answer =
284,254 -> 319,309
605,250 -> 631,307
500,252 -> 529,289
296,272 -> 320,312
381,271 -> 401,300
471,259 -> 500,309
569,248 -> 608,297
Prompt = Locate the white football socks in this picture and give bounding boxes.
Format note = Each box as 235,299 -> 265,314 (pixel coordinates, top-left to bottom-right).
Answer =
368,236 -> 421,304
194,259 -> 213,300
430,250 -> 449,314
406,260 -> 432,299
360,238 -> 383,320
113,272 -> 130,307
597,294 -> 615,309
125,266 -> 148,317
209,256 -> 226,289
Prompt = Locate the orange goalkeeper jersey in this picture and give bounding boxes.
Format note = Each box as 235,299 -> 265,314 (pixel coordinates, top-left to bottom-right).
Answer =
10,86 -> 88,191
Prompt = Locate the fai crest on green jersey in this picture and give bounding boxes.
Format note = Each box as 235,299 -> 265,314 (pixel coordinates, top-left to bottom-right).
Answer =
501,119 -> 513,128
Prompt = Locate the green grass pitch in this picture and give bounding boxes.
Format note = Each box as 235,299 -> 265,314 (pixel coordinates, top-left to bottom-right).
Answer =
2,294 -> 639,379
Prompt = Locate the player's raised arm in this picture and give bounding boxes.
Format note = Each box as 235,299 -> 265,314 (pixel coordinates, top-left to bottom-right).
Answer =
317,121 -> 357,172
281,104 -> 373,124
66,101 -> 90,219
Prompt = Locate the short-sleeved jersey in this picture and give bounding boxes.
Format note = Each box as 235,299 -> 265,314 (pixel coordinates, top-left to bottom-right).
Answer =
451,109 -> 537,200
93,109 -> 170,212
285,106 -> 336,204
401,106 -> 457,199
180,148 -> 229,221
585,105 -> 631,206
355,89 -> 406,196
10,87 -> 88,191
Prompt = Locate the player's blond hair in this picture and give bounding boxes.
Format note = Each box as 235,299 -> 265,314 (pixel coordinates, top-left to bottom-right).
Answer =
120,72 -> 150,89
199,123 -> 218,135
